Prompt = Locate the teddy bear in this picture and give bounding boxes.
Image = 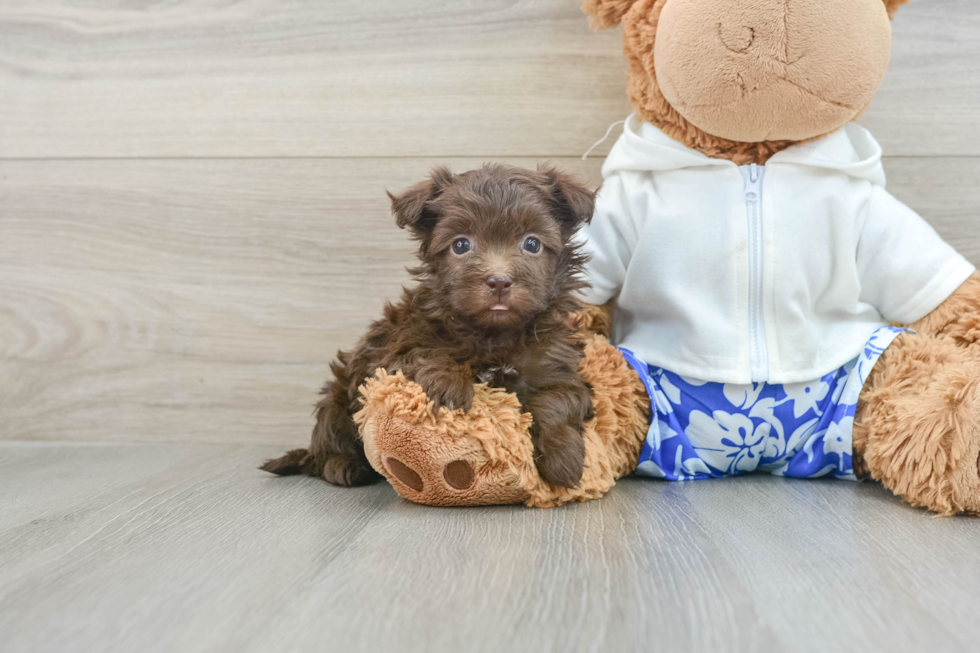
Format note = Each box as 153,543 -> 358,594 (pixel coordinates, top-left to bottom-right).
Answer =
355,0 -> 980,515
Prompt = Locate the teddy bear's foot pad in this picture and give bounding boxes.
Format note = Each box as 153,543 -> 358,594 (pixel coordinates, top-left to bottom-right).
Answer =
385,456 -> 476,493
443,460 -> 476,490
385,457 -> 424,491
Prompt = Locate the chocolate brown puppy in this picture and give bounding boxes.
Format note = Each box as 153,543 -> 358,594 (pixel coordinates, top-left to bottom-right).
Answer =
261,164 -> 596,489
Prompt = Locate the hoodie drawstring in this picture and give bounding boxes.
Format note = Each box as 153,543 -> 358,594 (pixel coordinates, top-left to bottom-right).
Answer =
582,120 -> 626,160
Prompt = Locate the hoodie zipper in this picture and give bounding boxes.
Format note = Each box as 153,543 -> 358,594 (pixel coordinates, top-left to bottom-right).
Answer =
741,164 -> 769,383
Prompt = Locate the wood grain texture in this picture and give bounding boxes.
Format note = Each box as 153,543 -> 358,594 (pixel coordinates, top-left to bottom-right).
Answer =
0,442 -> 978,653
2,156 -> 977,445
1,0 -> 978,159
0,0 -> 631,159
883,157 -> 980,261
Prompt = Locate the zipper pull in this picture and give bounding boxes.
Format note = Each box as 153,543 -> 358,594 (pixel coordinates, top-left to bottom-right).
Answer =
744,163 -> 762,202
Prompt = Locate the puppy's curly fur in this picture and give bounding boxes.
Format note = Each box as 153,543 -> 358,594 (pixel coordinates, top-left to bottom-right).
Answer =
262,163 -> 597,489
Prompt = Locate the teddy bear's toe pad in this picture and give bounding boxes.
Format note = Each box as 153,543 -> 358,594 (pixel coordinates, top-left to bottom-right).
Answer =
444,460 -> 475,490
386,457 -> 424,492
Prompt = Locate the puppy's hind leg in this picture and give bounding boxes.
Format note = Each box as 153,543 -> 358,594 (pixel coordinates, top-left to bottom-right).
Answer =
308,376 -> 382,487
260,448 -> 317,476
261,364 -> 382,487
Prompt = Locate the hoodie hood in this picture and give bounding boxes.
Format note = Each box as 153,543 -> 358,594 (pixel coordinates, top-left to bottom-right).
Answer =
601,114 -> 886,188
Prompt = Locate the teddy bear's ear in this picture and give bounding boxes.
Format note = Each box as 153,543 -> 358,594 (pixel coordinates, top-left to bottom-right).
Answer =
883,0 -> 911,19
581,0 -> 643,30
388,167 -> 455,236
537,165 -> 596,234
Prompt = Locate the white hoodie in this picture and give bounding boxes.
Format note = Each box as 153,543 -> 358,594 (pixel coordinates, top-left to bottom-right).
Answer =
578,115 -> 975,385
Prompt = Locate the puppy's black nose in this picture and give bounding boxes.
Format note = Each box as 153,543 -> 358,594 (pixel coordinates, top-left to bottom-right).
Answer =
487,276 -> 513,292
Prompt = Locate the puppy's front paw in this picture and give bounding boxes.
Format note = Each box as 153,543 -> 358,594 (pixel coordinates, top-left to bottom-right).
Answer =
322,456 -> 380,487
423,378 -> 475,413
534,424 -> 586,489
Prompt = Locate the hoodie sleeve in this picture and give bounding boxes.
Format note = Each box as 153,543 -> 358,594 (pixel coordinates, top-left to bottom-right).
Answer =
857,186 -> 976,325
574,173 -> 640,306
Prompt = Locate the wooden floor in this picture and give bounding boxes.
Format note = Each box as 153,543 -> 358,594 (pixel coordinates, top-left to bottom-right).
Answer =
1,441 -> 978,653
2,1 -> 980,651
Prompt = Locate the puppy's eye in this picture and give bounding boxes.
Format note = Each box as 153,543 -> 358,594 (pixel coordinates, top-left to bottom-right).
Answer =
452,238 -> 471,255
522,237 -> 541,254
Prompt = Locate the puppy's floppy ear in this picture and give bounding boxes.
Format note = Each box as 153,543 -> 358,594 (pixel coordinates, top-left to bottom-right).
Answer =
538,165 -> 596,234
581,0 -> 643,30
882,0 -> 910,19
388,167 -> 456,236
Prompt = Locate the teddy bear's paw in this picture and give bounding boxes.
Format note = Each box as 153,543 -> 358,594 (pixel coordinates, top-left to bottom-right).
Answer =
378,442 -> 527,507
362,413 -> 529,507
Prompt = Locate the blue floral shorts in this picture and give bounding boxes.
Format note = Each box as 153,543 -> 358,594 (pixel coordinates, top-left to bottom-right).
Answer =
619,326 -> 906,481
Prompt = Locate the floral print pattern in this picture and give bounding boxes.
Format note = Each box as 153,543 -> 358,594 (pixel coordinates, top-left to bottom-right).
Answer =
621,326 -> 906,481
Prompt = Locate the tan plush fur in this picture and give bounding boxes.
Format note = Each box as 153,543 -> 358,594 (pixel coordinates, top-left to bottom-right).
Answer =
854,274 -> 980,516
355,331 -> 650,508
883,0 -> 911,19
582,0 -> 642,30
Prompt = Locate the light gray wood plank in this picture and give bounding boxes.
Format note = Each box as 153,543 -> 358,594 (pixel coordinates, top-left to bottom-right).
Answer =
883,156 -> 980,262
0,442 -> 978,653
0,442 -> 399,653
863,0 -> 980,157
0,0 -> 631,159
1,156 -> 977,445
678,478 -> 979,652
0,0 -> 977,159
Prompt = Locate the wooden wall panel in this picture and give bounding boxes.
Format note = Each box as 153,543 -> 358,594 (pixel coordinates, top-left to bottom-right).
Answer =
1,0 -> 978,158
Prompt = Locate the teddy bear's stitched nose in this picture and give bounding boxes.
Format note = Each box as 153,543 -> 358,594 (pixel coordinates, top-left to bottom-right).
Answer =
444,460 -> 475,490
718,23 -> 755,53
386,457 -> 423,492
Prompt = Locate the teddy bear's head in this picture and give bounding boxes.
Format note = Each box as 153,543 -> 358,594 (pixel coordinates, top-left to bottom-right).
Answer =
584,0 -> 909,163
